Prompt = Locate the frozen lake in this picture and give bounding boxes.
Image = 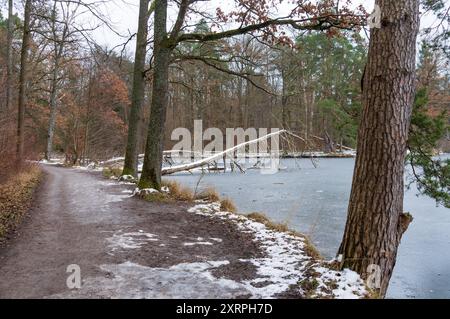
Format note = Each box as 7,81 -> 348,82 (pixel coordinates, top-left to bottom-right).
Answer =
166,156 -> 450,298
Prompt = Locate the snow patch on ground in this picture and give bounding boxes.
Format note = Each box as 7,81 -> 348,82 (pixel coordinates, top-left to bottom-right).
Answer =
98,181 -> 120,187
39,159 -> 65,165
187,202 -> 368,299
183,236 -> 216,246
120,182 -> 137,186
72,164 -> 103,171
184,242 -> 214,246
188,202 -> 221,216
106,230 -> 158,252
49,261 -> 251,299
161,186 -> 170,193
68,180 -> 130,219
119,175 -> 136,183
313,267 -> 367,299
132,188 -> 160,197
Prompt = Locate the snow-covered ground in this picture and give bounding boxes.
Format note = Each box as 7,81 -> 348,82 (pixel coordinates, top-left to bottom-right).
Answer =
186,202 -> 367,299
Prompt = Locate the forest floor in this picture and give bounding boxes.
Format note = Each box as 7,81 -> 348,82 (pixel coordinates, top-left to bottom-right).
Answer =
0,165 -> 367,299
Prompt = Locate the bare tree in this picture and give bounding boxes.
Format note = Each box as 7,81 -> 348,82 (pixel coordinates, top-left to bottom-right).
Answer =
45,0 -> 83,160
5,0 -> 14,112
16,0 -> 32,163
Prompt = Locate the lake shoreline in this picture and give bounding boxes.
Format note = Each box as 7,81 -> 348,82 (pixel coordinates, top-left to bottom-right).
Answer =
165,156 -> 450,299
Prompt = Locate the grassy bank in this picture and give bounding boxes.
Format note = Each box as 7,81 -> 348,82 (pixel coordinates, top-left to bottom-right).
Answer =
0,166 -> 42,241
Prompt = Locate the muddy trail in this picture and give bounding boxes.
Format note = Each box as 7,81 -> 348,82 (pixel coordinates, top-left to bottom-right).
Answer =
0,165 -> 268,298
0,165 -> 367,299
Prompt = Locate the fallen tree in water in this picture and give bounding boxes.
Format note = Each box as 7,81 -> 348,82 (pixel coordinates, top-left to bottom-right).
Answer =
99,130 -> 355,175
162,130 -> 286,175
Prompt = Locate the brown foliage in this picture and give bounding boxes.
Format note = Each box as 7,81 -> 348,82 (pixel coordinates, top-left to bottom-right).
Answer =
195,187 -> 221,202
0,165 -> 41,240
161,180 -> 194,202
220,197 -> 237,213
0,110 -> 39,180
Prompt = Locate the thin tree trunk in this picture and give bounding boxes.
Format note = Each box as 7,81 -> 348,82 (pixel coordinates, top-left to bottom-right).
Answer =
237,77 -> 244,127
82,71 -> 94,165
16,0 -> 32,163
6,0 -> 14,111
281,68 -> 289,129
309,89 -> 315,138
46,1 -> 67,160
122,0 -> 151,177
338,0 -> 420,297
139,0 -> 170,189
46,65 -> 59,160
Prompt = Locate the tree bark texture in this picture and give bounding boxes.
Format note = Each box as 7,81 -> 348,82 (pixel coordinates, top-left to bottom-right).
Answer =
139,0 -> 170,189
338,0 -> 420,297
122,0 -> 151,177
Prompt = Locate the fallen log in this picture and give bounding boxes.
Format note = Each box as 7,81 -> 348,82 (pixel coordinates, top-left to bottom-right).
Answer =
101,130 -> 353,175
162,130 -> 285,175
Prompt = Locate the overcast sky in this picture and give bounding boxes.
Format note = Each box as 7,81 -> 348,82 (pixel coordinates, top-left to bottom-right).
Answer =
90,0 -> 442,54
0,0 -> 441,54
89,0 -> 377,52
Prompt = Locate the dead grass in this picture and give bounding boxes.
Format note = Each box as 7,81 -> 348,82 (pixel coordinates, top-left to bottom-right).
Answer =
220,198 -> 237,213
301,235 -> 323,260
161,180 -> 194,202
134,180 -> 194,204
195,187 -> 220,202
0,165 -> 42,240
364,288 -> 381,299
140,192 -> 173,203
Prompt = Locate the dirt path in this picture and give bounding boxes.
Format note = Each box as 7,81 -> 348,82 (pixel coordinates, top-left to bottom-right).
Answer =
0,165 -> 264,299
0,165 -> 367,299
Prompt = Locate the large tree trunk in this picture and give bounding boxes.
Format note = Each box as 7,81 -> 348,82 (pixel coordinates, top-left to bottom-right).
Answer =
16,0 -> 32,163
122,0 -> 151,177
138,0 -> 170,189
338,0 -> 420,297
5,0 -> 13,111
